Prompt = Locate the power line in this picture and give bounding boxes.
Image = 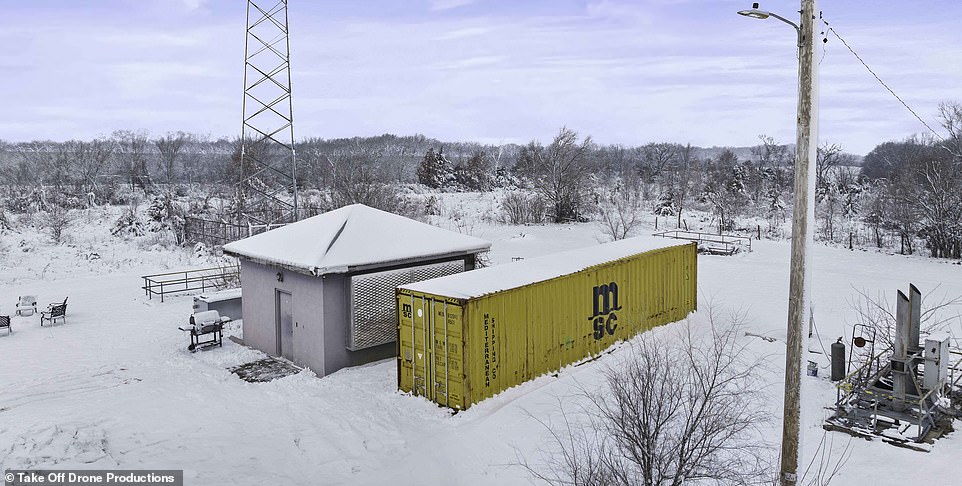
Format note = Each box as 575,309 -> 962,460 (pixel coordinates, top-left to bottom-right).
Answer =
825,24 -> 947,143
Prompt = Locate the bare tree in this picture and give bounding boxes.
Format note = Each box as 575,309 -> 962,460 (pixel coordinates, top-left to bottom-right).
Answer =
751,135 -> 791,168
523,310 -> 771,486
76,138 -> 115,193
181,134 -> 209,187
815,143 -> 843,193
937,101 -> 962,159
519,127 -> 594,223
665,143 -> 699,228
327,146 -> 401,212
887,177 -> 918,255
912,158 -> 962,258
862,180 -> 888,248
597,178 -> 642,241
113,129 -> 152,192
155,131 -> 191,186
639,142 -> 679,183
296,137 -> 332,188
14,141 -> 53,187
704,150 -> 748,232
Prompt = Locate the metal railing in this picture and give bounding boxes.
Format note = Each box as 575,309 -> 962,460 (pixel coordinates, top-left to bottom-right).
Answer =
652,230 -> 753,254
142,263 -> 240,302
184,216 -> 288,246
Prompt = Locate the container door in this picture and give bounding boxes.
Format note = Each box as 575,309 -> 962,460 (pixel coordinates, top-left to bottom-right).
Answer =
397,292 -> 416,394
400,294 -> 435,398
431,299 -> 464,409
276,289 -> 293,361
410,294 -> 430,397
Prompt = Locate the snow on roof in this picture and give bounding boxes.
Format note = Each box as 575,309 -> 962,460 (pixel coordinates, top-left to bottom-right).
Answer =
196,288 -> 242,303
402,237 -> 692,300
223,204 -> 491,275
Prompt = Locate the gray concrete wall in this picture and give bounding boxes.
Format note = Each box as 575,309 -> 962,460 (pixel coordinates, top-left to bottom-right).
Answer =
240,260 -> 326,375
239,260 -> 276,359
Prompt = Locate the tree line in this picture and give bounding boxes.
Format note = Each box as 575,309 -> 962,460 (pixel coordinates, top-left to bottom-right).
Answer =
0,102 -> 959,258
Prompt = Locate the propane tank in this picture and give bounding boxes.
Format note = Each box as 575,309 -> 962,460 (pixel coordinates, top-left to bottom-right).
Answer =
831,338 -> 846,381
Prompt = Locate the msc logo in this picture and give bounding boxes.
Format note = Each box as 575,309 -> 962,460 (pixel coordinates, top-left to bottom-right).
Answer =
401,303 -> 412,319
588,282 -> 622,340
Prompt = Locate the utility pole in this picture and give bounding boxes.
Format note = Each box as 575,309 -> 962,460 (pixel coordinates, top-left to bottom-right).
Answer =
780,0 -> 818,484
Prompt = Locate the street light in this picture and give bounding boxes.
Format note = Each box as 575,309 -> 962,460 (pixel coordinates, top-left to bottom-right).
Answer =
737,6 -> 769,20
737,3 -> 801,44
738,3 -> 802,36
737,2 -> 819,486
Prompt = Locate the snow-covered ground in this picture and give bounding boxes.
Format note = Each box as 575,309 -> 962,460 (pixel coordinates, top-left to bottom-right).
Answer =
1,196 -> 961,485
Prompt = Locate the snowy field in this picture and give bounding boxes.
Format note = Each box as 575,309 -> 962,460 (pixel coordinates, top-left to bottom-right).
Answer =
2,195 -> 962,485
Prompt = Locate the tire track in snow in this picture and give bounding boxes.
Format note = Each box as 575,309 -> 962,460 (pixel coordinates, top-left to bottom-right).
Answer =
0,367 -> 141,412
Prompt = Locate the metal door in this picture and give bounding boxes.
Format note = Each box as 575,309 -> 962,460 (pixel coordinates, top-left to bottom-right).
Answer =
276,290 -> 293,361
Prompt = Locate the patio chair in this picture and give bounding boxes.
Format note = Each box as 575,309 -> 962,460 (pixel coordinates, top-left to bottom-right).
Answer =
0,315 -> 10,335
40,297 -> 68,326
16,295 -> 37,316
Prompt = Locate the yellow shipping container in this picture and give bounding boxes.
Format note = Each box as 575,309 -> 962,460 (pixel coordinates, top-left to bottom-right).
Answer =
396,238 -> 697,410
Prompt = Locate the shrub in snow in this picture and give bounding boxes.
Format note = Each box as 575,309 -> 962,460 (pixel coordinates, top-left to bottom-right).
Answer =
298,190 -> 332,218
598,189 -> 642,241
104,184 -> 138,206
499,191 -> 547,225
493,165 -> 522,189
0,209 -> 11,231
193,242 -> 211,259
42,207 -> 71,244
111,207 -> 145,237
4,188 -> 47,213
146,194 -> 187,244
393,195 -> 430,222
423,195 -> 440,216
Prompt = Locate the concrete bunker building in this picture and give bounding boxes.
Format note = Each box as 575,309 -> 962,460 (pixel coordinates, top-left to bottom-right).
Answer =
224,204 -> 491,377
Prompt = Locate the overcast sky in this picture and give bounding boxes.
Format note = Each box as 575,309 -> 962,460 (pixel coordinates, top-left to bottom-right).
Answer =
2,0 -> 960,154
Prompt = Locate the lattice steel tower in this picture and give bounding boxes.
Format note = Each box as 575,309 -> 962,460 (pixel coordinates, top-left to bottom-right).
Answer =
239,0 -> 297,226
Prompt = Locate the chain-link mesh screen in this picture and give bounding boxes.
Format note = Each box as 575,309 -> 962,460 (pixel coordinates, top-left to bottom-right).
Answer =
348,260 -> 465,350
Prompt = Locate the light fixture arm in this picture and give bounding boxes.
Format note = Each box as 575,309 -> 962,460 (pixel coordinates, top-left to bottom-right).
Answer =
767,11 -> 802,46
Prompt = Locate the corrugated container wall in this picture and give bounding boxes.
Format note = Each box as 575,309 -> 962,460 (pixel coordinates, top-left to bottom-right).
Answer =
397,240 -> 697,410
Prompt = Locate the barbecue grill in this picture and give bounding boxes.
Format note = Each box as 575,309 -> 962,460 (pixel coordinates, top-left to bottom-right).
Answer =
179,310 -> 231,351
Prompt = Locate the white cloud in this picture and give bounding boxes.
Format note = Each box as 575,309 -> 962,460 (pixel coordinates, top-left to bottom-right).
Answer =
179,0 -> 207,11
585,1 -> 655,24
435,26 -> 490,40
429,0 -> 475,12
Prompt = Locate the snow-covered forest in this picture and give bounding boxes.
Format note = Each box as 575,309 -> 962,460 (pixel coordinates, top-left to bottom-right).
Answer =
1,100 -> 960,260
